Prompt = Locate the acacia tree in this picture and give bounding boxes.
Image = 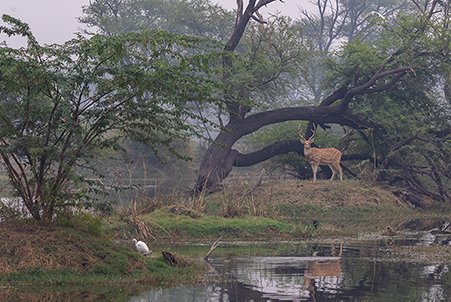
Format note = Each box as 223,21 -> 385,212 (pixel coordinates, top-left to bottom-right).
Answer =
79,0 -> 234,39
0,15 -> 221,221
294,0 -> 414,104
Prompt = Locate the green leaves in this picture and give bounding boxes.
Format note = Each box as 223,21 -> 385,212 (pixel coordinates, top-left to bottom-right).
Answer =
0,16 -> 223,220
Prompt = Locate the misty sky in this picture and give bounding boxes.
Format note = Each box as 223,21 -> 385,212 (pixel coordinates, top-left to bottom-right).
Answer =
0,0 -> 310,48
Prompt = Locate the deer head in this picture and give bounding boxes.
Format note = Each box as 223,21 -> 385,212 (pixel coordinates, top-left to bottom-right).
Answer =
298,124 -> 316,147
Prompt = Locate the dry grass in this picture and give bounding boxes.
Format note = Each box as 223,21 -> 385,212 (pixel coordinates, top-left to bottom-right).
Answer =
204,179 -> 407,219
0,220 -> 142,274
248,179 -> 406,208
107,179 -> 450,240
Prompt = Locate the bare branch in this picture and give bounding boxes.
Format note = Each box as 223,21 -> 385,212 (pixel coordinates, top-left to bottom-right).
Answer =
251,10 -> 266,24
340,67 -> 415,108
204,235 -> 223,260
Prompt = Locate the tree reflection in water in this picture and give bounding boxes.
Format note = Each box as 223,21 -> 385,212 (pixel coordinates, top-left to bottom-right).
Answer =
129,240 -> 450,301
4,240 -> 449,301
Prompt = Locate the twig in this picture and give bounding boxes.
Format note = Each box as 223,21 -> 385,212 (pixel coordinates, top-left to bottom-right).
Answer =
204,235 -> 223,261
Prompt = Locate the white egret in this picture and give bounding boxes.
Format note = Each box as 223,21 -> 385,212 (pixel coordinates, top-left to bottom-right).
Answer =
132,239 -> 151,256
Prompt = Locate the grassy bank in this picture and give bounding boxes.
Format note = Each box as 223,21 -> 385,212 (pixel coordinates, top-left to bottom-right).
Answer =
0,218 -> 205,287
114,180 -> 450,240
1,179 -> 449,287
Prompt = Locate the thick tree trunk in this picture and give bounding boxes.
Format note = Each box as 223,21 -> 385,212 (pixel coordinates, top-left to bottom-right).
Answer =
194,0 -> 412,194
194,105 -> 374,193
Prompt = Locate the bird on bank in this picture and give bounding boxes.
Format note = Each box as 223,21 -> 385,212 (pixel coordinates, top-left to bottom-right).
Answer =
132,238 -> 151,256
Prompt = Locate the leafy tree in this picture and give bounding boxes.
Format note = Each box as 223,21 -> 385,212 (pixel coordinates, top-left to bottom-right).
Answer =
0,14 -> 221,221
193,0 -> 449,202
80,0 -> 449,202
79,0 -> 234,39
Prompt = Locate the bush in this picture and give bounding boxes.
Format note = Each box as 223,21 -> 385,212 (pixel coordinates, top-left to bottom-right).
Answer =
57,211 -> 103,237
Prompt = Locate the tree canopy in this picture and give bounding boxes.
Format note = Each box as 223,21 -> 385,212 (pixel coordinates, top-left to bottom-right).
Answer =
0,14 -> 222,220
75,0 -> 451,202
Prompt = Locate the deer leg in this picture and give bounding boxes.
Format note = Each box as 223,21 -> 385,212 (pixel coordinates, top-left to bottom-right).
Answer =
329,165 -> 336,181
332,163 -> 343,181
311,164 -> 319,182
338,165 -> 343,181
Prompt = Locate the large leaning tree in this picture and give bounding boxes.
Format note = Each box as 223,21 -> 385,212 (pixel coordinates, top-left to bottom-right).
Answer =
193,0 -> 449,200
80,0 -> 449,201
0,15 -> 222,221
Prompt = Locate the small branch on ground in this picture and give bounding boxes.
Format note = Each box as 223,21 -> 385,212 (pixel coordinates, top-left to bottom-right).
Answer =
204,235 -> 223,261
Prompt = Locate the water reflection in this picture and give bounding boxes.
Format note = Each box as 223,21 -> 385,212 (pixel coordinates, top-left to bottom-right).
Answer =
133,241 -> 450,301
2,240 -> 449,301
212,256 -> 344,301
129,285 -> 225,302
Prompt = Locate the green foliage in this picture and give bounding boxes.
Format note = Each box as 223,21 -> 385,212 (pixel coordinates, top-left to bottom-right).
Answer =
228,16 -> 307,108
335,39 -> 385,80
0,15 -> 223,220
319,10 -> 450,199
57,212 -> 104,237
80,0 -> 234,39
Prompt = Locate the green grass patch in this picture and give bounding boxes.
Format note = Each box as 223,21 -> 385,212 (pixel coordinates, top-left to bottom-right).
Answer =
276,203 -> 450,236
0,219 -> 205,287
57,212 -> 104,237
0,256 -> 204,287
0,257 -> 205,301
143,209 -> 295,239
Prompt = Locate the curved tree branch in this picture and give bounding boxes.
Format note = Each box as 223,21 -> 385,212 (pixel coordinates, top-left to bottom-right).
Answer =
340,67 -> 414,109
232,138 -> 374,167
234,105 -> 376,139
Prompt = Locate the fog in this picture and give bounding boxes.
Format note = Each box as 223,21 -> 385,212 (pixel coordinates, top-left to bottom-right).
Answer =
0,0 -> 312,48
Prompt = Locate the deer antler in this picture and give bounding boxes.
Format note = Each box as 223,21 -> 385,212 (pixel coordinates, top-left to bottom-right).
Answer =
297,124 -> 306,140
308,123 -> 317,141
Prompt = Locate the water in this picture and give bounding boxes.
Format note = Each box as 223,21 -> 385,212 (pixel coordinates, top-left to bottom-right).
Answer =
2,231 -> 450,301
131,239 -> 450,301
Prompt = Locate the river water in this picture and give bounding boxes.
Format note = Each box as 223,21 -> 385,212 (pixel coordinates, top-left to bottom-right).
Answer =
131,238 -> 450,302
2,229 -> 450,301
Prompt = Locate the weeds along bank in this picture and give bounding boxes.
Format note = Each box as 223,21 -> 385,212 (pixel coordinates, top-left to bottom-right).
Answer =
108,180 -> 449,240
1,180 -> 449,285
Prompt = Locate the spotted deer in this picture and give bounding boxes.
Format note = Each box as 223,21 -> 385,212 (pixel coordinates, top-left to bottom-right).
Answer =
298,125 -> 343,181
